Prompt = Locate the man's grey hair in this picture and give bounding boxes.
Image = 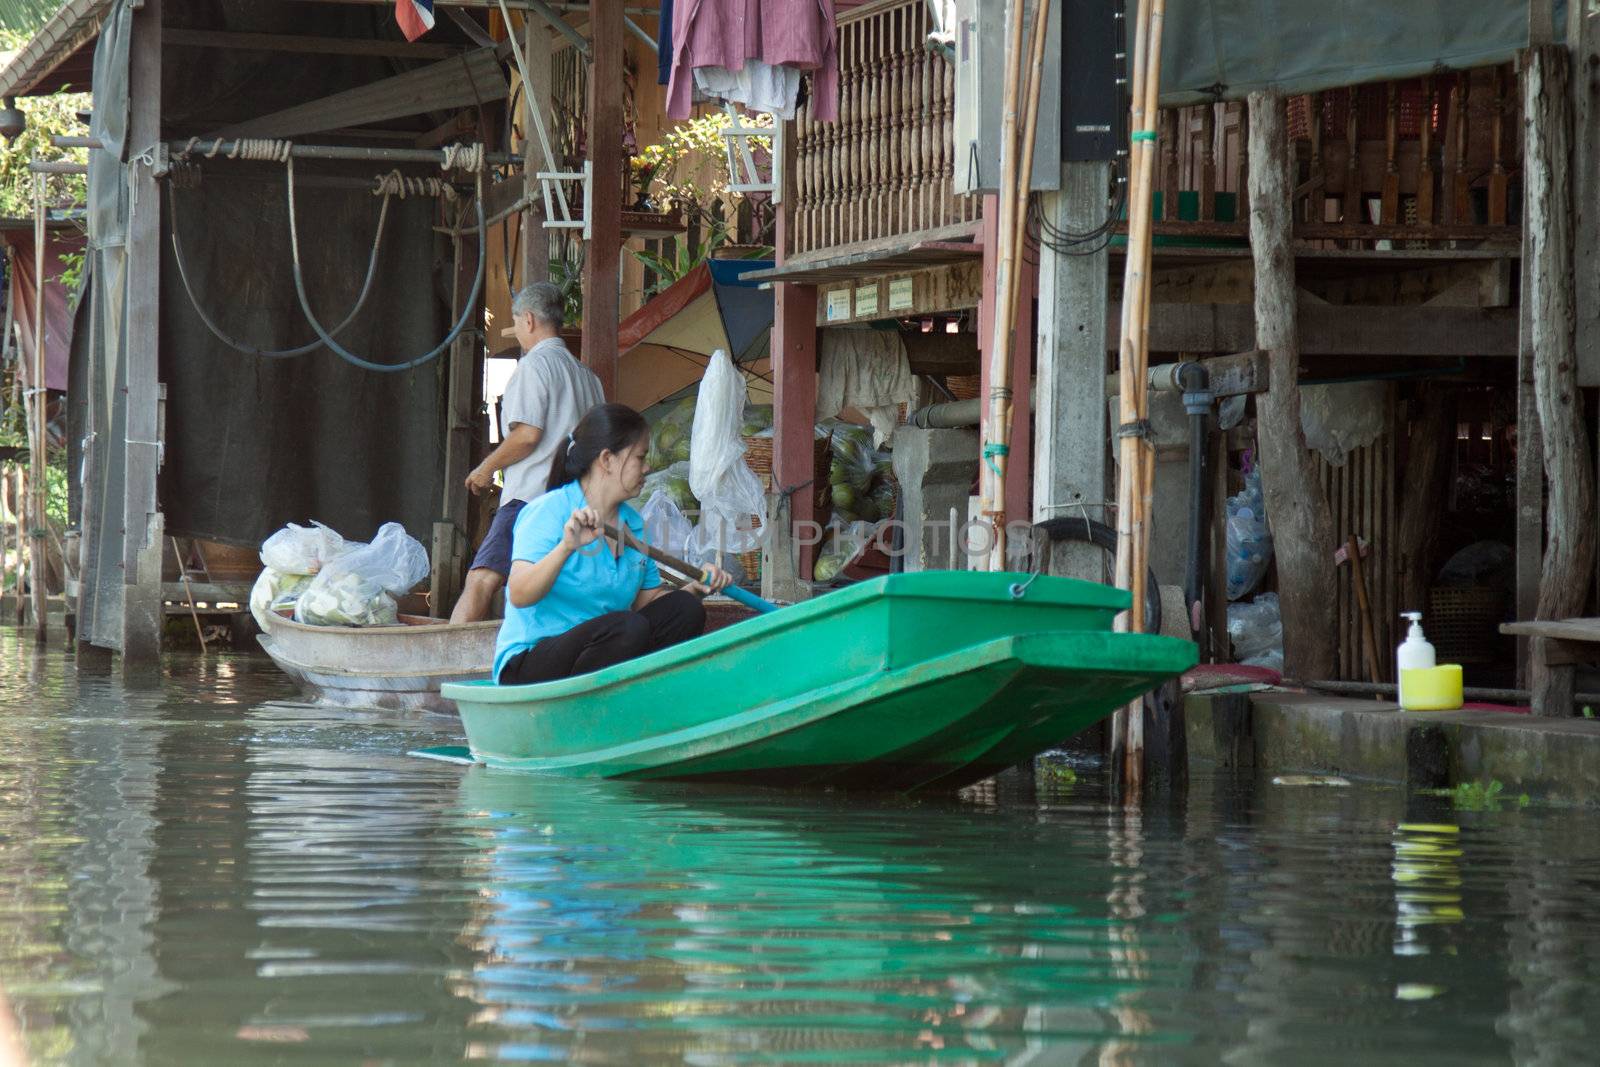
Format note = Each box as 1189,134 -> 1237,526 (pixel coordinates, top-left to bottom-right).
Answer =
512,282 -> 564,328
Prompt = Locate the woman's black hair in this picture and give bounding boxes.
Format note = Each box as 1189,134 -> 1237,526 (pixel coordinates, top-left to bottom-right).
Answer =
546,402 -> 651,492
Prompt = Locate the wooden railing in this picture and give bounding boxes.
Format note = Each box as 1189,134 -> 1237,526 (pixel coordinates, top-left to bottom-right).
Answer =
1151,64 -> 1522,241
790,0 -> 977,257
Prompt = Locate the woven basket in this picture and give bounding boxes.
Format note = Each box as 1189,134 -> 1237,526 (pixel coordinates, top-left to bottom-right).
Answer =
1426,585 -> 1507,666
743,434 -> 775,487
946,374 -> 982,401
736,547 -> 762,586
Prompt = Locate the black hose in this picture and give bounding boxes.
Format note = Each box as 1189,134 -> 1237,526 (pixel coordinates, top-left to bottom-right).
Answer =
1032,517 -> 1162,635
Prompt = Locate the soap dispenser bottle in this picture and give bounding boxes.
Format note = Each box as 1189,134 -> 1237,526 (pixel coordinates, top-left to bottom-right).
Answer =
1397,612 -> 1436,709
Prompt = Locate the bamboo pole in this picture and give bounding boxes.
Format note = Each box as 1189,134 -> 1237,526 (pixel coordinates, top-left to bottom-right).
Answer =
1111,0 -> 1167,800
29,173 -> 47,643
980,0 -> 1051,570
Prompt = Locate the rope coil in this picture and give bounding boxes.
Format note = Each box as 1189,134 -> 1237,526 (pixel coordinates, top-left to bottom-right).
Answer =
372,169 -> 458,201
180,136 -> 293,163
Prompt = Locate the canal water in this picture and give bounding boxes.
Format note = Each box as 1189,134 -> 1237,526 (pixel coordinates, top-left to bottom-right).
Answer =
1,630 -> 1598,1065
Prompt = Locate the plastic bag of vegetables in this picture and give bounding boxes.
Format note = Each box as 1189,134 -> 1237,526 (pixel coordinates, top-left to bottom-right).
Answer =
294,522 -> 430,627
636,460 -> 699,515
646,396 -> 697,469
259,521 -> 347,575
812,522 -> 877,585
248,569 -> 313,630
638,491 -> 693,559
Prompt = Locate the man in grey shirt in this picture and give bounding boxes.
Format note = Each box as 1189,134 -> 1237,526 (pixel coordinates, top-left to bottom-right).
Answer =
451,282 -> 605,623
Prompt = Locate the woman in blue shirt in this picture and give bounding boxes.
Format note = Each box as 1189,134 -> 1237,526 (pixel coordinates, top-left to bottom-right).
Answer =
494,403 -> 732,685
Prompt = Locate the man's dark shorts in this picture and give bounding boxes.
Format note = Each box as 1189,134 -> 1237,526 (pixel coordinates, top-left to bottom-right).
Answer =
469,498 -> 528,577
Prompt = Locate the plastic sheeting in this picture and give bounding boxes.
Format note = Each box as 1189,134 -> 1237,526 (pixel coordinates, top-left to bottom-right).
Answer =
1153,0 -> 1566,105
5,229 -> 82,391
158,169 -> 448,548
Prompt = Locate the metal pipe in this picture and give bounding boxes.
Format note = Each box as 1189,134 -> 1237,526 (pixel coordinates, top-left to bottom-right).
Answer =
906,391 -> 1037,429
1298,678 -> 1600,710
49,135 -> 101,150
28,161 -> 86,175
166,140 -> 517,166
522,0 -> 593,58
622,14 -> 657,52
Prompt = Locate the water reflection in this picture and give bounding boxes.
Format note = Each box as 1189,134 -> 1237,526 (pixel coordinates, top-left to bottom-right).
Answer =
0,632 -> 1597,1064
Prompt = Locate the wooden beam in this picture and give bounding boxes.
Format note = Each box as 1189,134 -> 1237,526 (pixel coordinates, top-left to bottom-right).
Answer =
218,47 -> 507,139
579,0 -> 622,398
1525,45 -> 1595,715
122,0 -> 163,675
1248,90 -> 1337,681
520,9 -> 552,288
1106,301 -> 1520,358
163,28 -> 465,60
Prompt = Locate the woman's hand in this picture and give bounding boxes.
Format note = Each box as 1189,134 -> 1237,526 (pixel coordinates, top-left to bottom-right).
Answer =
686,564 -> 734,596
560,506 -> 603,553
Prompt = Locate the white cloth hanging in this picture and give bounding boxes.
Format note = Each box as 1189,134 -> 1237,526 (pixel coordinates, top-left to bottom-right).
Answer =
817,330 -> 917,447
693,61 -> 800,119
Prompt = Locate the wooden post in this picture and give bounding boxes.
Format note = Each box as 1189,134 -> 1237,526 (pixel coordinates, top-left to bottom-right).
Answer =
979,0 -> 1050,570
1033,160 -> 1111,580
580,0 -> 623,398
1524,47 -> 1595,703
1247,90 -> 1337,682
1110,0 -> 1167,796
29,173 -> 47,643
1396,389 -> 1453,615
122,0 -> 164,676
769,112 -> 818,597
520,10 -> 551,287
434,203 -> 480,616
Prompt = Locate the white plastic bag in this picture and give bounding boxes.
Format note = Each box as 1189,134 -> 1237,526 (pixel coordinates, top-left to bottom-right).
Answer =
1228,592 -> 1283,672
639,491 -> 693,560
248,569 -> 313,629
294,522 -> 429,627
637,460 -> 699,515
1301,381 -> 1388,467
1225,466 -> 1273,601
259,521 -> 347,575
687,348 -> 767,556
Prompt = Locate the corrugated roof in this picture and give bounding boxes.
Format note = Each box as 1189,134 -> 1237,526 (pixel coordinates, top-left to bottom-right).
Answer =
0,0 -> 109,98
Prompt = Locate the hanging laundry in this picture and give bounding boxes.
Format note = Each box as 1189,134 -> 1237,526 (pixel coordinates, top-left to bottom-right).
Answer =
394,0 -> 435,41
658,0 -> 676,85
694,60 -> 800,119
817,330 -> 917,447
667,0 -> 839,121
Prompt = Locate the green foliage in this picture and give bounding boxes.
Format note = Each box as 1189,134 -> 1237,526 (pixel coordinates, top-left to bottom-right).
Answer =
547,256 -> 583,328
631,113 -> 772,218
0,30 -> 90,218
630,224 -> 728,299
1584,706 -> 1595,719
1422,779 -> 1531,811
1039,763 -> 1078,785
0,1 -> 65,33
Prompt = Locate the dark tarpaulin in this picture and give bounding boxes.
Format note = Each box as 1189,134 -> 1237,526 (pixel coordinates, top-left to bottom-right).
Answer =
158,168 -> 449,548
148,2 -> 485,549
1153,0 -> 1567,104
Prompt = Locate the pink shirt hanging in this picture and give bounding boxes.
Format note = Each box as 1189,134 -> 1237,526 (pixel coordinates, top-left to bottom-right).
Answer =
666,0 -> 839,121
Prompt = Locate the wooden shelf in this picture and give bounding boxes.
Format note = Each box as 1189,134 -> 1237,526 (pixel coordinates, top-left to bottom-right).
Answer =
622,210 -> 687,238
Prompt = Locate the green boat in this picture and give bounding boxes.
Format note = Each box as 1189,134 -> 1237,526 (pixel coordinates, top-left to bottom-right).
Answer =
434,571 -> 1196,792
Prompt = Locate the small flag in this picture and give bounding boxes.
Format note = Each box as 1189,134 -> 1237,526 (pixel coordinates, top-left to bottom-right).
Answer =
395,0 -> 435,41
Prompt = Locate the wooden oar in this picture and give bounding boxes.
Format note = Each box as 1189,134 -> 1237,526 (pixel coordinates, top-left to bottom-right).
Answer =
604,522 -> 779,614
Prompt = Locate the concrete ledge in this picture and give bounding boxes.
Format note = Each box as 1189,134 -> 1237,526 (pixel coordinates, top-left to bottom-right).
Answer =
1187,691 -> 1600,806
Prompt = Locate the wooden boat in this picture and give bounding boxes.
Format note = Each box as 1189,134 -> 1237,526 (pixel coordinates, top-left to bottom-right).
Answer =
431,572 -> 1197,791
257,610 -> 498,713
